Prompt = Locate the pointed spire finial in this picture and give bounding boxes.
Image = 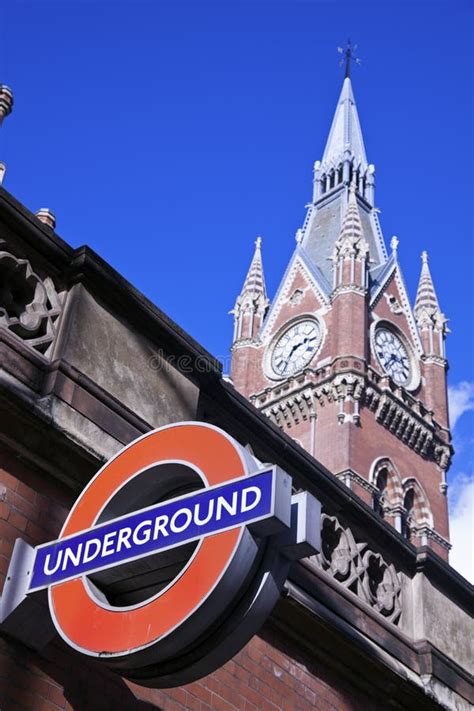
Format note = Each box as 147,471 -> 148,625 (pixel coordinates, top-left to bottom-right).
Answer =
238,236 -> 267,301
295,228 -> 303,244
0,85 -> 13,127
414,250 -> 445,329
390,235 -> 399,253
337,40 -> 362,79
232,236 -> 269,343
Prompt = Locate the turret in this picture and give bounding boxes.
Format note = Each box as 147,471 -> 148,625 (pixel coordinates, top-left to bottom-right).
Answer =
231,237 -> 269,343
414,251 -> 450,428
414,251 -> 449,359
330,183 -> 369,364
230,238 -> 269,394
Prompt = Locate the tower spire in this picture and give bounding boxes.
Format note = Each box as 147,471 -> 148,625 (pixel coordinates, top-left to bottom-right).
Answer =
321,70 -> 367,171
302,57 -> 385,285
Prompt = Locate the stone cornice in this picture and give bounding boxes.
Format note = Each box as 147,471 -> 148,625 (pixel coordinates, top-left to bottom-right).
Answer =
230,338 -> 261,351
330,283 -> 368,300
336,468 -> 378,495
422,354 -> 448,368
414,525 -> 452,552
252,367 -> 452,469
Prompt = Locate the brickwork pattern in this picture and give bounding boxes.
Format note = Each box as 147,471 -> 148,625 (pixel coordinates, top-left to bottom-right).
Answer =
0,629 -> 381,711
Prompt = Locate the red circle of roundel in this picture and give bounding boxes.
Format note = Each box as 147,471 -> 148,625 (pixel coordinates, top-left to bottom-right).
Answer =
50,423 -> 248,656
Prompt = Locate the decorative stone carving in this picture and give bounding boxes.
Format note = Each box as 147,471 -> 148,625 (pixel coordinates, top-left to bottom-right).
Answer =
289,288 -> 304,306
263,388 -> 314,429
256,369 -> 451,469
383,292 -> 403,315
0,249 -> 65,357
433,444 -> 451,471
311,514 -> 402,624
365,386 -> 443,462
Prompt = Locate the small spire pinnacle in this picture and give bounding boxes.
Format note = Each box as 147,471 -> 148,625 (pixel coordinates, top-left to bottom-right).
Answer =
232,237 -> 269,343
0,85 -> 13,126
390,235 -> 399,253
415,251 -> 443,323
240,236 -> 267,299
415,251 -> 438,308
333,180 -> 368,259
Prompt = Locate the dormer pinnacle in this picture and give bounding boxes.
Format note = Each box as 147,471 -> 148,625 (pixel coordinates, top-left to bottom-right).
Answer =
334,183 -> 369,258
332,183 -> 369,291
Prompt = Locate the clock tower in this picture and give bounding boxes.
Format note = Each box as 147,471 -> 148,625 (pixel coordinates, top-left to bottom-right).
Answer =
230,70 -> 452,560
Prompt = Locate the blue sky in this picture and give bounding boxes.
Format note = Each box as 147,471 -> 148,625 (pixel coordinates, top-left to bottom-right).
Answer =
1,1 -> 472,578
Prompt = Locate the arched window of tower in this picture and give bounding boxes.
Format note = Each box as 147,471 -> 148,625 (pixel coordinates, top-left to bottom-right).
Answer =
402,479 -> 433,543
370,459 -> 404,531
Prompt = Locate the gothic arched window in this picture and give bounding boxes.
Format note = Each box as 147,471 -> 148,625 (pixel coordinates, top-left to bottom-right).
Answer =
370,459 -> 403,524
374,467 -> 388,518
401,480 -> 432,542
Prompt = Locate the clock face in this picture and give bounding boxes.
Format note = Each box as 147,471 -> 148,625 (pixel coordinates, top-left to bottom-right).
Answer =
271,320 -> 321,377
374,328 -> 412,386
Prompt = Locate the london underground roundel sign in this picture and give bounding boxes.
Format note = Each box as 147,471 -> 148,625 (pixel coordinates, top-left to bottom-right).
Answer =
1,422 -> 320,687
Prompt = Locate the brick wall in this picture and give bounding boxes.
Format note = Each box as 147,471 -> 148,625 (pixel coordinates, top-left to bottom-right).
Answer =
0,623 -> 380,711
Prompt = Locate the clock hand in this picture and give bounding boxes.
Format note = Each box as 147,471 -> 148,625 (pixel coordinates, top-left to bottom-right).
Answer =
281,341 -> 307,373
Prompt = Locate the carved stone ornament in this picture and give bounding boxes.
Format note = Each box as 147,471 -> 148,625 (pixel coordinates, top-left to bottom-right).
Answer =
289,288 -> 304,306
383,292 -> 403,315
311,514 -> 402,624
0,249 -> 65,357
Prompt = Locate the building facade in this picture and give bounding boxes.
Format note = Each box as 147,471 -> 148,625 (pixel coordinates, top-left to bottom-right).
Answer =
231,73 -> 451,560
0,71 -> 472,711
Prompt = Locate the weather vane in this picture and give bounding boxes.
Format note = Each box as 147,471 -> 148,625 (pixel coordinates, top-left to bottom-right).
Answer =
337,39 -> 362,79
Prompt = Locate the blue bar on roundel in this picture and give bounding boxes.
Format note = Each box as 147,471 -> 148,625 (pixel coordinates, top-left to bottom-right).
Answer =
29,468 -> 286,592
